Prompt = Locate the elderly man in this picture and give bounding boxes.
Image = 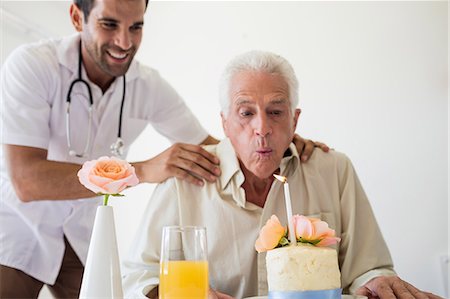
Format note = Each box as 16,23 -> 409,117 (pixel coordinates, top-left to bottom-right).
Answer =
122,51 -> 441,299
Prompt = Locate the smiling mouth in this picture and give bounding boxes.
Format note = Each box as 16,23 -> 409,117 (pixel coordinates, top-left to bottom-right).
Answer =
107,50 -> 129,61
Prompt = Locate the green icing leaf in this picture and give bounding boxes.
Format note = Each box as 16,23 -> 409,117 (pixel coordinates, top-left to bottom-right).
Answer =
298,238 -> 321,246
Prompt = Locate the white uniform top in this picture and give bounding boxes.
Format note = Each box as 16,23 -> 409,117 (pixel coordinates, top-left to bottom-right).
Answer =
0,33 -> 208,284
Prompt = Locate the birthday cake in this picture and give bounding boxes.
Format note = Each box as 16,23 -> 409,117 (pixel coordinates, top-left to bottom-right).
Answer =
255,215 -> 342,299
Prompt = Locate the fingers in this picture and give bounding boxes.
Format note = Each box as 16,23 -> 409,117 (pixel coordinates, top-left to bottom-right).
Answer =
180,143 -> 220,165
177,144 -> 221,179
164,143 -> 221,186
374,282 -> 398,299
213,290 -> 235,299
355,286 -> 373,297
313,141 -> 330,152
208,288 -> 219,299
390,279 -> 415,299
360,276 -> 442,299
424,292 -> 445,299
169,145 -> 220,185
170,166 -> 205,186
300,140 -> 313,162
292,134 -> 330,163
403,282 -> 430,299
404,282 -> 444,299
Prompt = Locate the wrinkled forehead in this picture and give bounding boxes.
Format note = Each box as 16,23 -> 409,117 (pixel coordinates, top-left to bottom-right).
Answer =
229,70 -> 290,101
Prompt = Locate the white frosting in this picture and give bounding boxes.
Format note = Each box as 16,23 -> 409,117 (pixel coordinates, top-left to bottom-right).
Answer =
266,244 -> 341,291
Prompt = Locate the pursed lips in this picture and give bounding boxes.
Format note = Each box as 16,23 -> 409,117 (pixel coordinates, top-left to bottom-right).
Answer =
256,148 -> 273,157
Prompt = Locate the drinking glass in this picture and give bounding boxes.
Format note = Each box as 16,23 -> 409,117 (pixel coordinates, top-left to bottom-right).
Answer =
159,226 -> 208,299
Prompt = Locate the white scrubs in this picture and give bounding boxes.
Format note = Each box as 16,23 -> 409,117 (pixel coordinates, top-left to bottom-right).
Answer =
0,33 -> 208,284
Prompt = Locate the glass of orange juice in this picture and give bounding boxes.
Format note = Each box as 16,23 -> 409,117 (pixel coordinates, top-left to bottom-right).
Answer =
159,226 -> 208,299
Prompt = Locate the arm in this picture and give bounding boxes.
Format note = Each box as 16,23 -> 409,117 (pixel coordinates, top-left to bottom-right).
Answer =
336,153 -> 396,293
1,44 -> 94,202
4,145 -> 95,202
5,135 -> 221,202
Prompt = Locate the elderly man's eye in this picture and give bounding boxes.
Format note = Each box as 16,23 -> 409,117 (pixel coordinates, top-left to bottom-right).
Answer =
240,111 -> 253,117
269,110 -> 283,116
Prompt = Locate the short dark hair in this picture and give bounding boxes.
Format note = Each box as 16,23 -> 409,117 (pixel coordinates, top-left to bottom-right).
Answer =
74,0 -> 149,21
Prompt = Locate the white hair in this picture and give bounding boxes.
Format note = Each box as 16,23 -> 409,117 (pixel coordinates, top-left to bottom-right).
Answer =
219,50 -> 299,116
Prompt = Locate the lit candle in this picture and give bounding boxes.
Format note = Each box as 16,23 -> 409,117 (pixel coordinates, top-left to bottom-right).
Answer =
273,174 -> 297,246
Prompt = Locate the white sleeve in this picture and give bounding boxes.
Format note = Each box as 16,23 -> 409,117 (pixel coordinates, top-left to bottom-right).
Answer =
1,44 -> 56,149
122,179 -> 180,298
144,69 -> 209,145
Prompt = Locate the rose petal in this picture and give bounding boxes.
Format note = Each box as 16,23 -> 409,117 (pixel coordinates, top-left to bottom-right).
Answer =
294,215 -> 314,239
254,215 -> 286,252
77,156 -> 139,195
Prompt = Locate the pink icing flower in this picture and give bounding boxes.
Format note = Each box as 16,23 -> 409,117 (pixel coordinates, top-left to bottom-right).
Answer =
255,215 -> 287,253
292,215 -> 340,247
77,156 -> 139,205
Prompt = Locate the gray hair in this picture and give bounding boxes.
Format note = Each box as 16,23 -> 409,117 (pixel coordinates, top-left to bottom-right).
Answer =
219,50 -> 299,116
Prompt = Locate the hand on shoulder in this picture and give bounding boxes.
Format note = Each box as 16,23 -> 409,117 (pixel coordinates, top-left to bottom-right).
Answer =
292,134 -> 330,162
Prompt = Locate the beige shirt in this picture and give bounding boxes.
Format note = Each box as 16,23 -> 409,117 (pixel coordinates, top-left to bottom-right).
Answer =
122,138 -> 395,298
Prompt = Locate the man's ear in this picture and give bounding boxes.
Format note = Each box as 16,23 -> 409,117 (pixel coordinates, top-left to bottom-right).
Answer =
220,112 -> 229,138
70,3 -> 84,32
293,108 -> 301,131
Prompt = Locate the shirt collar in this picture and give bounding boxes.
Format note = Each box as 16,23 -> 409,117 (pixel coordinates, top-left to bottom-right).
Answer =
216,138 -> 242,191
215,137 -> 300,192
57,33 -> 140,83
279,142 -> 300,178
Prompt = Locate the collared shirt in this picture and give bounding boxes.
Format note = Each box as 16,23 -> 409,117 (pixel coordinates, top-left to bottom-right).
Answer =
0,33 -> 208,284
122,138 -> 396,298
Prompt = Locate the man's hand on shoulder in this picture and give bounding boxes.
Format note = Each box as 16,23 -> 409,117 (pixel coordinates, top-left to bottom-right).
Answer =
135,142 -> 221,186
293,134 -> 330,162
356,275 -> 443,299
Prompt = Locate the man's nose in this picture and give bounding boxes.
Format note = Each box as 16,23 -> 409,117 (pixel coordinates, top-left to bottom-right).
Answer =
254,114 -> 272,137
115,29 -> 132,50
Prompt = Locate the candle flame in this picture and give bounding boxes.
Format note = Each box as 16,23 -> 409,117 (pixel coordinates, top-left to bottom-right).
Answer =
273,174 -> 287,183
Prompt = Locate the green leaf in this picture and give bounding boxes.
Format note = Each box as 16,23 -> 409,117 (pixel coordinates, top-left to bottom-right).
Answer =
278,236 -> 290,247
298,238 -> 321,246
110,193 -> 125,197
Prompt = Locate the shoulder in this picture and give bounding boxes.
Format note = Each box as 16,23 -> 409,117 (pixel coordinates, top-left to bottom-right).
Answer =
10,38 -> 59,63
306,150 -> 354,174
3,39 -> 60,77
132,61 -> 166,87
128,61 -> 181,101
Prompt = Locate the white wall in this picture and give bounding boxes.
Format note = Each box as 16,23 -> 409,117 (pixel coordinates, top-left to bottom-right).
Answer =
1,1 -> 448,297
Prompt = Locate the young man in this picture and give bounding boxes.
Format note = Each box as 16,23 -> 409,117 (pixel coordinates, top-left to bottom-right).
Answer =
0,1 -> 323,297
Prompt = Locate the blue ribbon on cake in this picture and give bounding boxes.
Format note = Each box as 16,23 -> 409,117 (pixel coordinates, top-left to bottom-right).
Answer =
268,288 -> 342,299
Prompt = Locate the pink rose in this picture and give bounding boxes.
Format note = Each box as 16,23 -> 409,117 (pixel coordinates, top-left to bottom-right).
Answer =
77,156 -> 139,195
292,215 -> 340,247
255,215 -> 286,253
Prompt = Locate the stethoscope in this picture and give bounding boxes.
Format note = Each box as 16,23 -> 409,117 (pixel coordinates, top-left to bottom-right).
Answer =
66,40 -> 126,158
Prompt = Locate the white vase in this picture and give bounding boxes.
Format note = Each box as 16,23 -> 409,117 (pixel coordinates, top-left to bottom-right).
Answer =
79,205 -> 123,299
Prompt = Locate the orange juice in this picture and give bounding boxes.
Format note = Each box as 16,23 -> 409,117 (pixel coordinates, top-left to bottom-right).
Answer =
159,260 -> 208,299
